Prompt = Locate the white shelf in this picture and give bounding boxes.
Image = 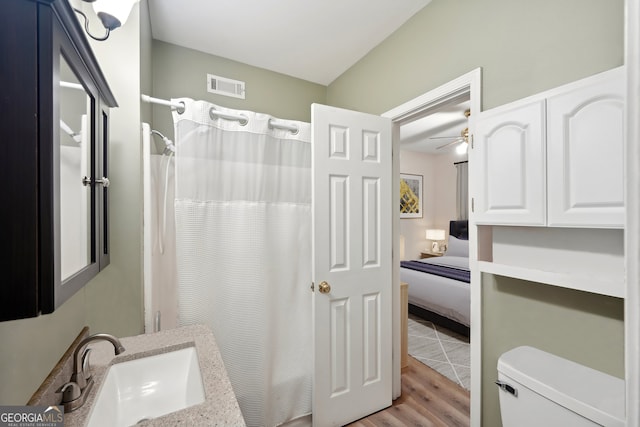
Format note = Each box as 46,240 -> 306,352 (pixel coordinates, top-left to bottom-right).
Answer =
478,261 -> 624,299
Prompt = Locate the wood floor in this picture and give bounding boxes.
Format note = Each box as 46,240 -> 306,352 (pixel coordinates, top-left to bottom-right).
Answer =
347,356 -> 470,427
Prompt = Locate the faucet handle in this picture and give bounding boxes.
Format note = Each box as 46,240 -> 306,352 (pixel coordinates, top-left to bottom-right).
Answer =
56,381 -> 81,404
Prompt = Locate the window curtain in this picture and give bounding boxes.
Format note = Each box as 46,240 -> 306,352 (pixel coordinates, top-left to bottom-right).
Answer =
456,161 -> 469,220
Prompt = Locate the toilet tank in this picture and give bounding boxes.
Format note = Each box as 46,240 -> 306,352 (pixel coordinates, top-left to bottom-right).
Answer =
497,346 -> 624,427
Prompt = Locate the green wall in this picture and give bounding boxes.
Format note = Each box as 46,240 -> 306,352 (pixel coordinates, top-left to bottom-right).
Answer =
482,275 -> 624,426
84,1 -> 145,337
150,40 -> 326,143
0,292 -> 87,404
327,0 -> 623,114
326,0 -> 625,425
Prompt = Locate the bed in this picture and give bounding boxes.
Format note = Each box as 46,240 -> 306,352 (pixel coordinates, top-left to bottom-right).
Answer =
400,220 -> 470,335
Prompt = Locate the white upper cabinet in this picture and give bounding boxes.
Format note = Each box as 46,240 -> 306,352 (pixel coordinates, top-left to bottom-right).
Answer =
474,99 -> 546,225
547,68 -> 625,227
473,66 -> 625,228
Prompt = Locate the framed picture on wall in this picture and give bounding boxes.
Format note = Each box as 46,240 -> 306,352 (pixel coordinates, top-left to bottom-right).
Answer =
400,173 -> 423,218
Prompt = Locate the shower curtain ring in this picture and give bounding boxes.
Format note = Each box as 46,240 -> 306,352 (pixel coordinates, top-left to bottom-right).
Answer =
209,107 -> 249,126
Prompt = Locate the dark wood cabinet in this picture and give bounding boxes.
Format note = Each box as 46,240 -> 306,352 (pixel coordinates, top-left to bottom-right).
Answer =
0,0 -> 117,321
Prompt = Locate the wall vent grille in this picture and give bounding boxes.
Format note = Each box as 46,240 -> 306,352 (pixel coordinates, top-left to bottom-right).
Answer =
207,74 -> 245,99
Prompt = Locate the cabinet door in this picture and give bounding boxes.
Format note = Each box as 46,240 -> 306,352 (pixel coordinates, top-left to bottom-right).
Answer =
547,67 -> 625,228
473,99 -> 546,225
0,0 -> 40,321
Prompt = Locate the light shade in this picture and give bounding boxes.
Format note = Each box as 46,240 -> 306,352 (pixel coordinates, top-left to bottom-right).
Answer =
425,229 -> 445,241
92,0 -> 140,30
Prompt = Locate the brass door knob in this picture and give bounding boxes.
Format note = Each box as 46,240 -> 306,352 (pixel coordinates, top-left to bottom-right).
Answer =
319,281 -> 331,294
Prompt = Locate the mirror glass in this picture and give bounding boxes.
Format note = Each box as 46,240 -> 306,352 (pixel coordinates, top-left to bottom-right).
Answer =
59,54 -> 93,281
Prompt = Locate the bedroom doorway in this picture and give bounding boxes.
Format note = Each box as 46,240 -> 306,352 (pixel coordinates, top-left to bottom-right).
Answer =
399,98 -> 471,388
383,68 -> 481,415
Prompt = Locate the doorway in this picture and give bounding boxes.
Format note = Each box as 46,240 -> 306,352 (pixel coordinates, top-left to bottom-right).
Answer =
383,68 -> 481,415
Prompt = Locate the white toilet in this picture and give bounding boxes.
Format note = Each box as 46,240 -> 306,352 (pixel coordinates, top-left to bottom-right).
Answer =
497,346 -> 624,427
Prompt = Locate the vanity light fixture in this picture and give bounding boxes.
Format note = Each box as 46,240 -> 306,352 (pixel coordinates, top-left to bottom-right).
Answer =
74,0 -> 140,41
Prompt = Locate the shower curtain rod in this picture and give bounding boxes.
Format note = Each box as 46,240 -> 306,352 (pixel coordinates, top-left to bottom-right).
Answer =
141,94 -> 186,113
140,94 -> 299,134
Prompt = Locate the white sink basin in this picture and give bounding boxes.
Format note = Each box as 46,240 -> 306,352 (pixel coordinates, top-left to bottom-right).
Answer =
87,346 -> 205,426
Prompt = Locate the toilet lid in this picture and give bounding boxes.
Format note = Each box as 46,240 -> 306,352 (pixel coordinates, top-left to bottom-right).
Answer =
498,346 -> 624,427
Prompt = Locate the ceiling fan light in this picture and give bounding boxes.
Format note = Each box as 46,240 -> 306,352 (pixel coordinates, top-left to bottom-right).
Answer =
92,0 -> 139,30
456,141 -> 468,154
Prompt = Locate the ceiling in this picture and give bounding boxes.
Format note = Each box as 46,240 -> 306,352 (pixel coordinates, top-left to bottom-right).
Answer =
148,0 -> 432,86
147,0 -> 466,153
400,101 -> 471,154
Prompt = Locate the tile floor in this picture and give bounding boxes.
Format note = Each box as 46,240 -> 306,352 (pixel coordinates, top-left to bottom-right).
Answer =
407,313 -> 471,390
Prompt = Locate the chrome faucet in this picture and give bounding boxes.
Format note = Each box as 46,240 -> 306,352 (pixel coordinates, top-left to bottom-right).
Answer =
57,333 -> 125,412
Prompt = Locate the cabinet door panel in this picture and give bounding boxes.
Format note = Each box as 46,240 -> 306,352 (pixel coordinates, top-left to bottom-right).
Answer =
0,0 -> 39,321
547,68 -> 625,228
474,99 -> 546,225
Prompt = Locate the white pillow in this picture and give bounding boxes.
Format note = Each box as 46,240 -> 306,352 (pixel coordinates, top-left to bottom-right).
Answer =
446,236 -> 469,258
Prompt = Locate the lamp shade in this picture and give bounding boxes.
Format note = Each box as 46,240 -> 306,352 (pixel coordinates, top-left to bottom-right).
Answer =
425,229 -> 445,241
92,0 -> 140,30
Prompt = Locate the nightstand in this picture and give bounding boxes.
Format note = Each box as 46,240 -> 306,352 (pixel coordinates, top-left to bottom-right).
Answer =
420,251 -> 443,259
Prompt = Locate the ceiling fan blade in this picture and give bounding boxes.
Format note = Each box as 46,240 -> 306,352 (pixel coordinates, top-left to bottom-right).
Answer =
429,135 -> 460,139
436,138 -> 463,149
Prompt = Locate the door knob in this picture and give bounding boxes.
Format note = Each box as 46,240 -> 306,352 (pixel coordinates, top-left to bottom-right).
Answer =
319,281 -> 331,294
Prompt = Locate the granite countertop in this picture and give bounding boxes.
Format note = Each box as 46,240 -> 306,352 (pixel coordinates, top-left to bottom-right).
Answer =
63,324 -> 246,427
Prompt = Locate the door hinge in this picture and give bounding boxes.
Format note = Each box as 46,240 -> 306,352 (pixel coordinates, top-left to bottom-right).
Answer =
310,282 -> 314,292
472,198 -> 475,212
470,134 -> 474,149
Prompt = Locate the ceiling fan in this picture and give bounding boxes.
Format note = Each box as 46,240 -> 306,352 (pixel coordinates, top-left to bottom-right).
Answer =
429,109 -> 471,151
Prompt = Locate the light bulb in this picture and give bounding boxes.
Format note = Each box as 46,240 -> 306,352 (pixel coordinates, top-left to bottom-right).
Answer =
92,0 -> 140,30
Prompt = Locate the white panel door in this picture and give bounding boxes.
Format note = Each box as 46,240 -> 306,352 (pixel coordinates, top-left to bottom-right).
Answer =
473,99 -> 546,225
311,103 -> 392,427
547,67 -> 625,228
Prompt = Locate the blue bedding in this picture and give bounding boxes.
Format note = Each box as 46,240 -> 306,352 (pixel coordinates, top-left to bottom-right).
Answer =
400,260 -> 470,283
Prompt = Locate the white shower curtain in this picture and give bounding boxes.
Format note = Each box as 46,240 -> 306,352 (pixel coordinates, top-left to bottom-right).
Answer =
172,99 -> 312,426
